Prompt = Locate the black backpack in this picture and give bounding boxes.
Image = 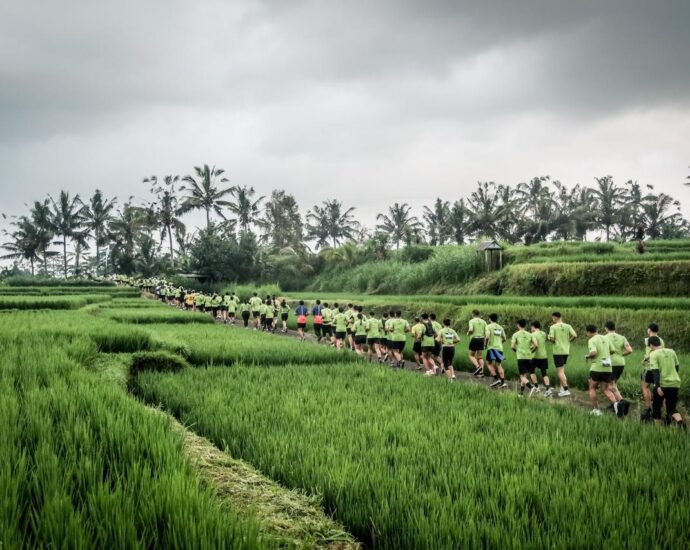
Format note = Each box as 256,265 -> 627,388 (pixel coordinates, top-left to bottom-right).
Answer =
424,322 -> 435,337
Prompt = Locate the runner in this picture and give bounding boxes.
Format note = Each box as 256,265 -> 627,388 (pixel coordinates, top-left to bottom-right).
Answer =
321,302 -> 333,343
295,300 -> 309,341
365,311 -> 384,362
420,313 -> 438,376
382,311 -> 394,362
410,317 -> 425,369
648,336 -> 684,428
389,311 -> 410,368
264,299 -> 276,331
312,299 -> 324,342
605,320 -> 632,416
547,312 -> 576,397
204,293 -> 214,318
430,313 -> 443,369
249,292 -> 263,329
585,325 -> 619,416
333,306 -> 348,349
467,310 -> 487,377
352,313 -> 367,356
185,291 -> 195,311
439,318 -> 460,381
530,321 -> 551,396
218,294 -> 228,323
226,293 -> 238,324
279,300 -> 290,333
485,313 -> 508,389
641,323 -> 664,421
240,300 -> 251,328
345,303 -> 356,351
194,291 -> 205,313
512,319 -> 536,396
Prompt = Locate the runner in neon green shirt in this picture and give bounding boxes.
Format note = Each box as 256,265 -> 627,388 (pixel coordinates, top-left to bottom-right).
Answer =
530,321 -> 551,397
547,311 -> 577,397
484,313 -> 507,389
585,325 -> 618,416
333,307 -> 348,349
648,336 -> 683,427
467,310 -> 487,377
438,318 -> 460,381
605,320 -> 632,416
390,311 -> 410,368
641,322 -> 664,420
352,313 -> 368,357
365,312 -> 384,362
511,319 -> 535,396
410,318 -> 425,369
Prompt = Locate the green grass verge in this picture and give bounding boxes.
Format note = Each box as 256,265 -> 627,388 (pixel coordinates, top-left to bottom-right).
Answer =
134,363 -> 690,549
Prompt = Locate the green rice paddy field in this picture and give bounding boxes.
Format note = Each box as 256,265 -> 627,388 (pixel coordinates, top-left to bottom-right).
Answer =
2,284 -> 689,548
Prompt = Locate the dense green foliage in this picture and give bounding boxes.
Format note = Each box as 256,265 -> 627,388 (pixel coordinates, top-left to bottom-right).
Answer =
135,364 -> 690,549
0,338 -> 261,548
0,295 -> 111,310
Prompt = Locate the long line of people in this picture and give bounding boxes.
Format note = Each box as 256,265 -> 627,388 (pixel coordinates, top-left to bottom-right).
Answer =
121,276 -> 684,428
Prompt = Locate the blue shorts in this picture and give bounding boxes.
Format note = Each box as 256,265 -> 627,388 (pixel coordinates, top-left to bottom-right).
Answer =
486,349 -> 504,363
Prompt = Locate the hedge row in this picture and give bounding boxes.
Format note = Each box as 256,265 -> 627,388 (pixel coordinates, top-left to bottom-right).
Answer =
499,261 -> 690,297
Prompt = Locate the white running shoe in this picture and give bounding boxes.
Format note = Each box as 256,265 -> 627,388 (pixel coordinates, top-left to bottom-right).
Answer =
424,370 -> 435,377
544,388 -> 553,397
590,409 -> 603,416
529,386 -> 538,397
558,389 -> 571,397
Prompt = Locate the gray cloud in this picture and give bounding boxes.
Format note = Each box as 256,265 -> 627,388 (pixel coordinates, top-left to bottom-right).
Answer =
1,0 -> 689,237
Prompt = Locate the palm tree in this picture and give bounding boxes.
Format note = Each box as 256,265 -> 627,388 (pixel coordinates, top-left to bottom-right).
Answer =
1,216 -> 43,275
515,177 -> 558,244
144,175 -> 186,265
376,203 -> 422,249
423,199 -> 451,245
643,193 -> 683,239
466,182 -> 502,239
591,176 -> 623,241
306,200 -> 359,249
49,191 -> 85,277
109,202 -> 148,275
259,190 -> 302,249
28,199 -> 55,273
134,233 -> 161,276
227,185 -> 266,233
449,199 -> 469,244
83,189 -> 117,275
180,165 -> 233,229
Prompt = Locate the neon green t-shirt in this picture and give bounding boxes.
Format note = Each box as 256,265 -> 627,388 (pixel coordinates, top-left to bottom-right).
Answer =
334,313 -> 348,332
366,317 -> 382,338
485,322 -> 505,351
649,348 -> 681,388
531,330 -> 547,360
439,327 -> 460,347
548,322 -> 576,355
353,319 -> 367,337
468,317 -> 487,340
511,330 -> 533,360
391,318 -> 410,342
588,334 -> 612,372
411,323 -> 424,341
607,332 -> 629,367
644,336 -> 665,364
249,296 -> 262,311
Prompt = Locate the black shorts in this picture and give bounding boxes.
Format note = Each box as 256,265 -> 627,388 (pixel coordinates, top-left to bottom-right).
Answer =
322,325 -> 333,336
517,359 -> 531,375
641,369 -> 655,384
367,337 -> 380,346
281,313 -> 289,321
346,328 -> 352,335
469,338 -> 485,352
590,370 -> 612,383
314,324 -> 323,337
390,340 -> 405,351
252,311 -> 260,318
228,311 -> 236,317
212,307 -> 218,316
531,358 -> 548,376
413,342 -> 422,354
198,306 -> 205,312
335,331 -> 346,340
653,387 -> 679,419
241,311 -> 250,319
442,346 -> 455,367
434,341 -> 442,356
297,322 -> 306,329
354,335 -> 367,345
219,305 -> 228,311
421,345 -> 435,353
612,365 -> 624,381
553,354 -> 568,368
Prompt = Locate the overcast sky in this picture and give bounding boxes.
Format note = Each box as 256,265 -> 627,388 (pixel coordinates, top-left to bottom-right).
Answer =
2,0 -> 690,238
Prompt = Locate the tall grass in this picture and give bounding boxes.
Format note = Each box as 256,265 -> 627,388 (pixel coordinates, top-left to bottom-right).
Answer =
105,308 -> 216,325
2,276 -> 116,287
0,295 -> 112,310
0,338 -> 262,548
135,364 -> 690,549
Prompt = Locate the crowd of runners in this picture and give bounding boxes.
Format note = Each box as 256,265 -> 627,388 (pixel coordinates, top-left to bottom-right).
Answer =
120,277 -> 684,427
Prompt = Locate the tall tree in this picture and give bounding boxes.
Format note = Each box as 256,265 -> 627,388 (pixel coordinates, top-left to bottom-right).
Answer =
28,199 -> 55,273
643,193 -> 683,239
227,185 -> 265,233
260,190 -> 302,249
1,216 -> 43,275
466,182 -> 502,239
515,176 -> 557,244
376,202 -> 422,249
449,199 -> 469,244
109,202 -> 147,275
83,189 -> 117,275
306,200 -> 359,249
423,198 -> 451,245
591,176 -> 623,241
144,175 -> 185,265
180,165 -> 233,229
49,191 -> 85,277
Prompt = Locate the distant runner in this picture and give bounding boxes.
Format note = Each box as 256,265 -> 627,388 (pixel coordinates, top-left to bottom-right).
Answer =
485,313 -> 507,389
547,311 -> 576,397
467,310 -> 487,377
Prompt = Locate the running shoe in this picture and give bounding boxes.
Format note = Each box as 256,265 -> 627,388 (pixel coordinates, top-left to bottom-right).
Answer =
613,401 -> 620,416
424,370 -> 435,377
529,386 -> 538,397
472,367 -> 482,376
590,409 -> 603,416
489,380 -> 502,388
543,388 -> 553,397
500,382 -> 508,388
558,389 -> 571,397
